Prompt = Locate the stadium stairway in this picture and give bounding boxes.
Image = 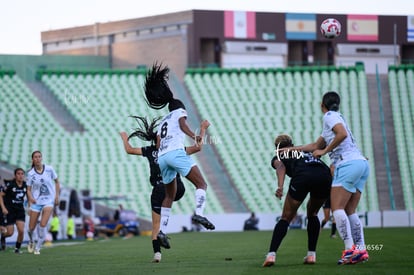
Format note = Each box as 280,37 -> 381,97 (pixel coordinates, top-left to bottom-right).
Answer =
169,73 -> 248,213
366,75 -> 404,210
27,81 -> 85,133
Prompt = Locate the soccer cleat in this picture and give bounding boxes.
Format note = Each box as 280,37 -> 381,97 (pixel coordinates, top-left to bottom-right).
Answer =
303,255 -> 316,264
337,246 -> 356,265
350,249 -> 369,264
157,231 -> 170,249
152,252 -> 162,263
27,242 -> 34,253
34,249 -> 40,255
191,215 -> 215,230
262,252 -> 276,267
15,248 -> 23,254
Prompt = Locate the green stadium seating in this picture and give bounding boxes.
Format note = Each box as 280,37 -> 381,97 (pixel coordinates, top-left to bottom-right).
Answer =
185,66 -> 379,213
388,66 -> 414,210
1,65 -> 383,215
0,71 -> 223,219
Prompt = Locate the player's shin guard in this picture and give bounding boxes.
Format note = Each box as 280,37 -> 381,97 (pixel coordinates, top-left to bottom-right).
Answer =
333,209 -> 354,250
195,189 -> 206,216
152,239 -> 161,253
269,219 -> 289,253
307,216 -> 320,252
160,207 -> 171,233
348,213 -> 365,247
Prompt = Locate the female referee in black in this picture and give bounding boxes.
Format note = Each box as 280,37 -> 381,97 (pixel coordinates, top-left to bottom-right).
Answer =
263,134 -> 332,267
120,116 -> 209,263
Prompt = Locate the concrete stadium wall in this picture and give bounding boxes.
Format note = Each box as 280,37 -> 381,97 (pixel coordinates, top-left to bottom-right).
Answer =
0,54 -> 109,81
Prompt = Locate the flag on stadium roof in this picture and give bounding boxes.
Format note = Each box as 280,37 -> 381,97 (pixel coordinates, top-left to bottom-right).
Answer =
224,11 -> 256,39
285,13 -> 316,40
347,15 -> 379,41
407,16 -> 414,42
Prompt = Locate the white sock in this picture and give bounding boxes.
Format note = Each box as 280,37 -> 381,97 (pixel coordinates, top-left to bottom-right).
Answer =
36,226 -> 47,250
160,207 -> 171,233
195,189 -> 206,216
348,213 -> 365,248
307,251 -> 316,257
333,209 -> 354,250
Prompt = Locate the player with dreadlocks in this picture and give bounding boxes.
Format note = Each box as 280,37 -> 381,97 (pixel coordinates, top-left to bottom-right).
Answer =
120,115 -> 209,262
143,63 -> 215,249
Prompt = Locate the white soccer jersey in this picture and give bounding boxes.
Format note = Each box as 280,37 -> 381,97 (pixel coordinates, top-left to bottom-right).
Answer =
321,111 -> 365,166
27,164 -> 58,205
157,108 -> 187,156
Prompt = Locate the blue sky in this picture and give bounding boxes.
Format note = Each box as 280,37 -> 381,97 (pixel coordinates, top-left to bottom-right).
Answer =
1,0 -> 413,55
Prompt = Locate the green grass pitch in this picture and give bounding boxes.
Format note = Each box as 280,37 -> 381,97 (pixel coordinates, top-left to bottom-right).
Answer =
1,228 -> 413,274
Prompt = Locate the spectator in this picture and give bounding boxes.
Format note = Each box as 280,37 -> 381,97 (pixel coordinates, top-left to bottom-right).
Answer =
49,212 -> 60,241
113,204 -> 123,222
244,212 -> 259,231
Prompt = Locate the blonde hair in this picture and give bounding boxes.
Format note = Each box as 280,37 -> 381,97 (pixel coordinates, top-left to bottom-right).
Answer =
274,134 -> 293,148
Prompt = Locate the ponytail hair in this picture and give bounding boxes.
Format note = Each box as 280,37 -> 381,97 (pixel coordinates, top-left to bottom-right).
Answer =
128,116 -> 161,144
144,63 -> 174,110
322,91 -> 340,111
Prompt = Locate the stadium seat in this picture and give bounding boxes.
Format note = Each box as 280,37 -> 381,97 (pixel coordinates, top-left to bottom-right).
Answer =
184,66 -> 379,213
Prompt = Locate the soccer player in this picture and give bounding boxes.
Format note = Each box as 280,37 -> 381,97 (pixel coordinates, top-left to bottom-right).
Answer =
143,63 -> 215,247
284,91 -> 370,265
26,151 -> 60,255
263,134 -> 332,267
320,198 -> 337,238
120,116 -> 210,262
0,168 -> 27,253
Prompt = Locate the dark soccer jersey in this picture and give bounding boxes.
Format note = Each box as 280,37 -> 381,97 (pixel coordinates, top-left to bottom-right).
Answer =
0,180 -> 27,209
141,145 -> 163,186
271,151 -> 330,177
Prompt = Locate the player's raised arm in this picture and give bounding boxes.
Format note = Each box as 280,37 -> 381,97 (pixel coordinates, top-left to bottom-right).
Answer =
186,120 -> 210,155
120,131 -> 143,155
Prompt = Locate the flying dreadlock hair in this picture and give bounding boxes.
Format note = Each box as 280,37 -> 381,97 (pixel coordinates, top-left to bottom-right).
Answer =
144,63 -> 174,110
144,62 -> 186,112
127,116 -> 161,144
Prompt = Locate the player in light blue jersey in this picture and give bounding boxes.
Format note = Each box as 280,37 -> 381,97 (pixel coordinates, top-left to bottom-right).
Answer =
284,91 -> 369,265
26,151 -> 60,255
144,63 -> 215,250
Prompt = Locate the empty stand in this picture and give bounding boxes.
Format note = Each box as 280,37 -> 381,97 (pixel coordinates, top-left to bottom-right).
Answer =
0,71 -> 223,219
185,66 -> 379,213
388,65 -> 414,210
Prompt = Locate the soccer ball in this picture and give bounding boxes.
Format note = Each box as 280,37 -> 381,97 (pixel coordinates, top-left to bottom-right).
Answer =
320,18 -> 341,39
